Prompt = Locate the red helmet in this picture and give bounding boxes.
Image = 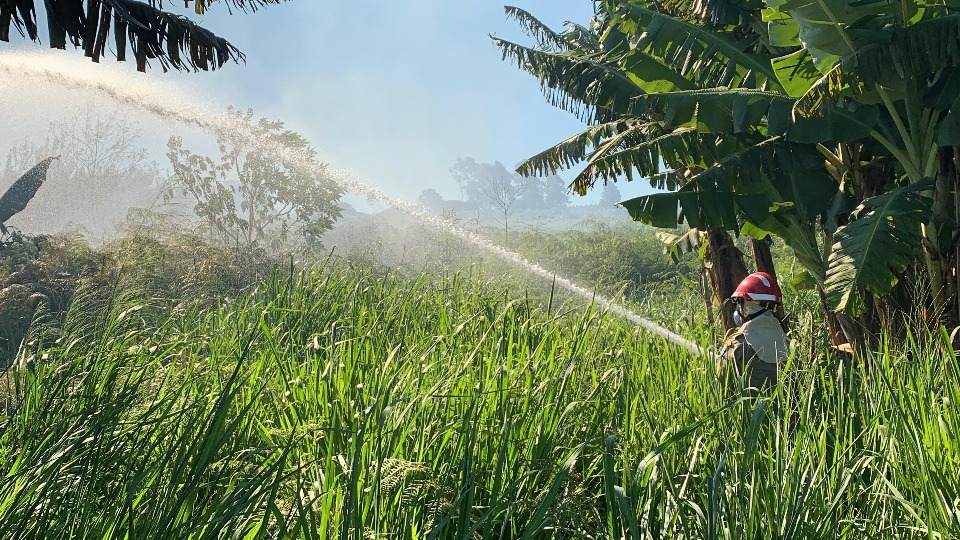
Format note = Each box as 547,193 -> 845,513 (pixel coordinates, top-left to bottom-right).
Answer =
732,272 -> 782,304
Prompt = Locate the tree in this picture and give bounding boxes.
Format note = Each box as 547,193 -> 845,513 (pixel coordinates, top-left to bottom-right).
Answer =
450,157 -> 491,205
542,175 -> 570,209
599,0 -> 960,334
599,182 -> 621,208
165,107 -> 343,252
495,5 -> 760,332
0,0 -> 287,73
416,188 -> 446,212
714,0 -> 960,319
483,168 -> 527,245
497,1 -> 960,344
449,157 -> 528,244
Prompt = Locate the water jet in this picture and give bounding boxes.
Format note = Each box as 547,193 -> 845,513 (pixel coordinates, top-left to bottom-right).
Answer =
0,51 -> 707,357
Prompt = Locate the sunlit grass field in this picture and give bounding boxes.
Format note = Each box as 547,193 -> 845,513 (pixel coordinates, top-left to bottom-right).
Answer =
1,259 -> 959,539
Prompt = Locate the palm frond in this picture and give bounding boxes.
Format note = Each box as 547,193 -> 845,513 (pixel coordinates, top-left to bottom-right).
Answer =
494,37 -> 645,122
504,6 -> 568,51
632,87 -> 876,143
620,185 -> 741,229
619,138 -> 810,226
561,22 -> 601,52
119,0 -> 244,71
1,0 -> 261,72
662,0 -> 762,27
613,3 -> 784,92
173,0 -> 288,15
857,14 -> 960,83
572,127 -> 719,194
0,0 -> 39,41
646,169 -> 687,190
691,0 -> 761,26
43,0 -> 84,49
640,88 -> 794,133
515,118 -> 722,195
516,120 -> 632,178
620,138 -> 833,272
109,0 -> 245,71
796,14 -> 960,116
793,63 -> 846,118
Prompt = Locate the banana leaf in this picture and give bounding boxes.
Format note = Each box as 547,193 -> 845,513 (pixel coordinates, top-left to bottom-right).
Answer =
0,156 -> 58,227
620,140 -> 835,278
0,0 -> 38,41
825,178 -> 935,313
791,13 -> 960,116
495,37 -> 646,123
634,89 -> 879,141
613,3 -> 785,92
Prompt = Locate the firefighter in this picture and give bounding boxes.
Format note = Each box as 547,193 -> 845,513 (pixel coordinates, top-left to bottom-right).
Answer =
719,272 -> 789,393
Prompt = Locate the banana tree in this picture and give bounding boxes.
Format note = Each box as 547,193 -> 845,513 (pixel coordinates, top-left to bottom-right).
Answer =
495,6 -> 766,330
605,0 -> 959,337
495,3 -> 871,337
501,0 -> 960,344
762,0 -> 960,318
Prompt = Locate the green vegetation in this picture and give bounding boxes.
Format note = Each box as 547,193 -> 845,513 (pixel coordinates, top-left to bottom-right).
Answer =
513,221 -> 693,301
165,107 -> 344,254
497,0 -> 960,348
7,0 -> 960,532
1,236 -> 958,537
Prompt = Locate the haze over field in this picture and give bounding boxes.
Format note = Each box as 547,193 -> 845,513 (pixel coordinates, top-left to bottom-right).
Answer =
1,1 -> 656,215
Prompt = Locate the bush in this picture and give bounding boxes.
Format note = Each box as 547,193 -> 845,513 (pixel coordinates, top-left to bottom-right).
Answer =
0,226 -> 284,364
512,220 -> 698,301
0,232 -> 103,363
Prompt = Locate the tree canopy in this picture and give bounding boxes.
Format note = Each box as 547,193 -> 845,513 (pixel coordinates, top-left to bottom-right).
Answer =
449,157 -> 569,213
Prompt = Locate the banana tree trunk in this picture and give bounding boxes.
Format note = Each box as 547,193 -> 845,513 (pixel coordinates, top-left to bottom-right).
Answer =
816,285 -> 861,350
751,236 -> 790,323
924,166 -> 950,318
750,237 -> 777,280
911,145 -> 960,327
705,229 -> 748,332
933,145 -> 960,325
954,146 -> 960,324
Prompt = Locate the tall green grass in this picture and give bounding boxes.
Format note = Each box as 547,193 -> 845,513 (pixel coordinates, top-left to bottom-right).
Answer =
0,259 -> 958,538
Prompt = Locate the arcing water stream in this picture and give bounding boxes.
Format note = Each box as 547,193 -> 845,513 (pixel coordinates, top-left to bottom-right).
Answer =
0,52 -> 706,357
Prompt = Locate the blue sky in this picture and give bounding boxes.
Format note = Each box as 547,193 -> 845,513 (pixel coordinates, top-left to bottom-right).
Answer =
161,1 -> 655,206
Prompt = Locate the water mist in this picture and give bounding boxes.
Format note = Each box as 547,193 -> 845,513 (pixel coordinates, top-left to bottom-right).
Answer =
0,51 -> 707,357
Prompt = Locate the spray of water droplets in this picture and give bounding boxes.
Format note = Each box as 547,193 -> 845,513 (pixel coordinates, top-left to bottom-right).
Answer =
0,51 -> 707,357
